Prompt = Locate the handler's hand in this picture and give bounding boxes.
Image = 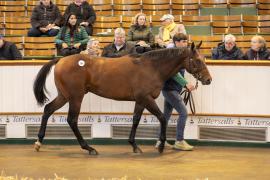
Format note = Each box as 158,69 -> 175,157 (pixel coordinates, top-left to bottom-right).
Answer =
186,84 -> 195,92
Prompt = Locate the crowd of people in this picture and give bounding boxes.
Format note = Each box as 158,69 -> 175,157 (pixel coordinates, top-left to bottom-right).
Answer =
0,0 -> 270,151
1,0 -> 270,60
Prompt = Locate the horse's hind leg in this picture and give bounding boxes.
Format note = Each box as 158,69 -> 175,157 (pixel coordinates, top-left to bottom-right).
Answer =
35,94 -> 67,151
143,96 -> 167,154
67,98 -> 98,155
128,102 -> 144,153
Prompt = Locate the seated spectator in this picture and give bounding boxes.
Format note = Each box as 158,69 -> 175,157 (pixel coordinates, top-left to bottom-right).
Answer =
155,14 -> 186,48
244,35 -> 270,60
212,34 -> 244,60
102,28 -> 136,58
28,0 -> 62,37
127,13 -> 154,54
55,13 -> 89,56
0,35 -> 22,60
80,38 -> 102,57
64,0 -> 96,35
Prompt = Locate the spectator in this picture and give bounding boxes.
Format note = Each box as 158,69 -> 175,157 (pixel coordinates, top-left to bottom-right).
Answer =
55,13 -> 89,56
28,0 -> 62,37
127,13 -> 154,54
64,0 -> 96,35
102,28 -> 136,58
80,38 -> 102,57
155,33 -> 195,151
156,14 -> 186,48
244,35 -> 270,60
212,34 -> 244,60
0,35 -> 22,60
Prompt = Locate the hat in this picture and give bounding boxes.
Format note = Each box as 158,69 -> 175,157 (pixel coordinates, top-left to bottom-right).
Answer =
160,14 -> 174,21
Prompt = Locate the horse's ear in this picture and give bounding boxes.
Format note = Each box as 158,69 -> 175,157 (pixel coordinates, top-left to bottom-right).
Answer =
196,41 -> 202,49
191,42 -> 195,51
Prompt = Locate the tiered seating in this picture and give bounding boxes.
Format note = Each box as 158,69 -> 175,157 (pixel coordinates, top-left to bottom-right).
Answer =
55,0 -> 72,14
258,0 -> 270,15
121,16 -> 135,33
189,35 -> 223,57
243,15 -> 270,34
88,0 -> 112,16
26,0 -> 38,16
96,36 -> 114,49
212,15 -> 242,34
3,17 -> 31,36
2,0 -> 270,59
23,37 -> 56,59
0,0 -> 267,18
114,0 -> 141,16
93,16 -> 121,35
171,0 -> 199,15
143,0 -> 170,15
229,0 -> 257,15
0,1 -> 26,17
200,0 -> 228,16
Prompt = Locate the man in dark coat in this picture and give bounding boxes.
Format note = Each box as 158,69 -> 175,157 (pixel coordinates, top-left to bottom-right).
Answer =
212,34 -> 244,60
0,35 -> 22,60
102,28 -> 136,58
28,0 -> 62,37
64,0 -> 96,35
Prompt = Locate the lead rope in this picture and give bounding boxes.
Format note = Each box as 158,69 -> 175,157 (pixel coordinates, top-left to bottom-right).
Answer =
180,79 -> 198,115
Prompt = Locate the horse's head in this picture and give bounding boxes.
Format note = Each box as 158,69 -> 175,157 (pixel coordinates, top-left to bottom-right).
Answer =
185,41 -> 212,85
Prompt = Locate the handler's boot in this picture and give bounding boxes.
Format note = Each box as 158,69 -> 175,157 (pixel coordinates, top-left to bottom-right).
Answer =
174,140 -> 194,151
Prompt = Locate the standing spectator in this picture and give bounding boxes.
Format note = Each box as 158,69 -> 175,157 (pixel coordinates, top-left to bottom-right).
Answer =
80,38 -> 102,57
127,13 -> 154,54
102,28 -> 136,58
244,35 -> 270,60
155,33 -> 195,151
55,13 -> 89,56
64,0 -> 96,35
212,34 -> 244,60
155,14 -> 186,48
0,35 -> 22,60
28,0 -> 62,37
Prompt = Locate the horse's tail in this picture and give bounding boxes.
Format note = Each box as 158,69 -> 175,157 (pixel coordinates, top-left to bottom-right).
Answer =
33,58 -> 60,106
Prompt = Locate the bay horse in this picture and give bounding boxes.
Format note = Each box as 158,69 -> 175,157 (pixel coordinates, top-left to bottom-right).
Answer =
33,42 -> 212,155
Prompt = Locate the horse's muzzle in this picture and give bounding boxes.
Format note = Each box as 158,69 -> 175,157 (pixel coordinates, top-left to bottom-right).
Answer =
203,78 -> 212,85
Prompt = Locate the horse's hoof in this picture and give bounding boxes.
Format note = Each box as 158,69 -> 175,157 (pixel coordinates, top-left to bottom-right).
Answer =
34,141 -> 41,152
133,147 -> 143,154
158,144 -> 164,154
89,149 -> 98,155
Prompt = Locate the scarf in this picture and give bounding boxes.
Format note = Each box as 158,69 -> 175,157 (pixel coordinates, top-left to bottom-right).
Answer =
162,22 -> 176,42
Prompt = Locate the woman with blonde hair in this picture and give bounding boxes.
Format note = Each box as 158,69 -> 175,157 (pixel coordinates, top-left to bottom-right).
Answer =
127,13 -> 154,53
244,35 -> 270,60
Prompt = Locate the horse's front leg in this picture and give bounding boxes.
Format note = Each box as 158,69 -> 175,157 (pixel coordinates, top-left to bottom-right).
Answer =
128,102 -> 144,153
67,98 -> 98,155
143,96 -> 167,153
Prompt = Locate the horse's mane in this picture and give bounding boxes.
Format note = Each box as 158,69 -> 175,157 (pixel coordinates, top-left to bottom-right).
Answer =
129,48 -> 187,62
